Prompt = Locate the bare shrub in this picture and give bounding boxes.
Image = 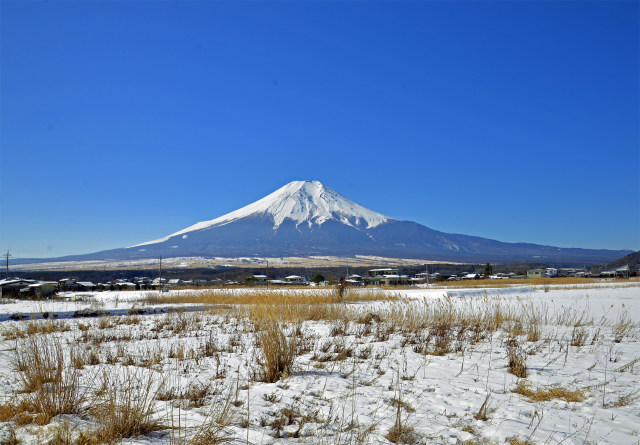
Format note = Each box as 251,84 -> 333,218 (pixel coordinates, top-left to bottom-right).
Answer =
506,338 -> 527,378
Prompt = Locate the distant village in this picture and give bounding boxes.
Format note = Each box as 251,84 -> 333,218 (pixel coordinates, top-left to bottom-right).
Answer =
0,263 -> 634,299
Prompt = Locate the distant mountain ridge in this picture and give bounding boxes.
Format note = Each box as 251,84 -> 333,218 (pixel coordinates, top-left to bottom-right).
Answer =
14,180 -> 633,265
606,251 -> 640,270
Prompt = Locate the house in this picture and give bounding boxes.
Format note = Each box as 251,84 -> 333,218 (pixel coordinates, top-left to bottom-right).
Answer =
253,275 -> 268,284
461,273 -> 480,280
498,272 -> 516,279
409,272 -> 436,285
59,278 -> 76,287
527,269 -> 546,279
411,272 -> 431,284
21,282 -> 58,298
135,277 -> 153,286
545,268 -> 558,278
283,275 -> 306,284
364,269 -> 408,286
615,265 -> 630,277
368,268 -> 398,277
167,279 -> 182,286
118,282 -> 137,290
76,282 -> 96,291
379,274 -> 408,285
0,278 -> 38,297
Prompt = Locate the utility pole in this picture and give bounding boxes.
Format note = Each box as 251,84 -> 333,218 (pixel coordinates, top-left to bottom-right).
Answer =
159,256 -> 162,288
5,250 -> 10,278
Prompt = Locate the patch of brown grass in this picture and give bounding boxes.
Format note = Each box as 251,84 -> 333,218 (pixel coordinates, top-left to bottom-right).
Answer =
140,288 -> 395,309
507,438 -> 535,445
514,381 -> 585,403
2,319 -> 70,340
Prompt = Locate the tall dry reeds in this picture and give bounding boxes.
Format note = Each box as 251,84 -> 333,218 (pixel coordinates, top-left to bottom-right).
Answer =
251,304 -> 299,382
140,288 -> 395,310
12,335 -> 84,424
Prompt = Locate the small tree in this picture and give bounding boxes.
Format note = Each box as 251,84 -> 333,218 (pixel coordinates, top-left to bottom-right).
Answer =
312,273 -> 325,285
483,263 -> 493,278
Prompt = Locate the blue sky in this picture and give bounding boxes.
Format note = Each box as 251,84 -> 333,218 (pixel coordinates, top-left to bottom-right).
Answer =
1,0 -> 638,258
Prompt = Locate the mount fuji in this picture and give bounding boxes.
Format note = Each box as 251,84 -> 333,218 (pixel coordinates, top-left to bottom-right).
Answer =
20,181 -> 632,265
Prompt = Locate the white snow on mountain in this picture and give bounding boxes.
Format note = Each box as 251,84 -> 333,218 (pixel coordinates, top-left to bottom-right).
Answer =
131,181 -> 392,248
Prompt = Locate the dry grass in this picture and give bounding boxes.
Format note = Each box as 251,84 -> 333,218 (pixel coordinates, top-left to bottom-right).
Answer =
613,310 -> 633,343
386,404 -> 416,444
474,394 -> 491,421
90,368 -> 166,442
2,287 -> 634,443
507,439 -> 535,445
506,338 -> 528,378
2,319 -> 71,341
11,335 -> 84,425
571,327 -> 587,347
513,380 -> 585,403
0,426 -> 20,445
168,386 -> 237,444
140,288 -> 395,308
0,399 -> 34,425
251,305 -> 298,382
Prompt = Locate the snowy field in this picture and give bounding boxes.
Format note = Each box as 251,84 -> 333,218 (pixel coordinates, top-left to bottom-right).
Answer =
0,282 -> 638,444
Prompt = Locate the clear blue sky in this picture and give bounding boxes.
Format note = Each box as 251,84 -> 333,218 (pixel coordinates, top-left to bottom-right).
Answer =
1,0 -> 638,258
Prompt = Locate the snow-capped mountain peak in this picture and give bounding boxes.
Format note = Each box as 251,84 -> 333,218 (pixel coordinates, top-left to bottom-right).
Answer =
132,181 -> 392,247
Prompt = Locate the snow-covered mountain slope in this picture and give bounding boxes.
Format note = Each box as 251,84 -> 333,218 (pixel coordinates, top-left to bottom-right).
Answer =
133,181 -> 391,247
13,180 -> 633,265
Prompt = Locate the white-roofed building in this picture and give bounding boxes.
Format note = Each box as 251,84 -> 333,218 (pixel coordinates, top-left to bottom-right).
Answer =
253,275 -> 268,284
283,275 -> 306,284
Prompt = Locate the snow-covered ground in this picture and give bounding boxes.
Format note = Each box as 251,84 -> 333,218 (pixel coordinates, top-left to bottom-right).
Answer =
0,283 -> 638,444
